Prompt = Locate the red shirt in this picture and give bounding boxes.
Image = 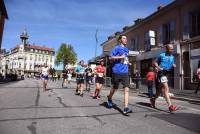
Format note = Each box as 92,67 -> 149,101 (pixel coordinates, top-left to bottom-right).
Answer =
146,71 -> 155,81
95,65 -> 105,73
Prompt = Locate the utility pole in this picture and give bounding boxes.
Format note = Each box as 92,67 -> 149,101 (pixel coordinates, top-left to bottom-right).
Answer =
94,29 -> 98,58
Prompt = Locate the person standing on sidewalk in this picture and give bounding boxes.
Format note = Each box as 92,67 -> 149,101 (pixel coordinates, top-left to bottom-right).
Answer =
93,60 -> 106,99
195,63 -> 200,94
134,70 -> 141,90
75,60 -> 85,97
146,67 -> 155,106
106,35 -> 132,115
152,44 -> 177,112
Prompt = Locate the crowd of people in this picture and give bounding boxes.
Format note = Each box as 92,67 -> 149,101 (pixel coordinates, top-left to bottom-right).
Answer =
37,35 -> 200,115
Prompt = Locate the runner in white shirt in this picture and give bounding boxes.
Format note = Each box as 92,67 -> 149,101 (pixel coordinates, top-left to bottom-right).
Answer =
41,65 -> 49,91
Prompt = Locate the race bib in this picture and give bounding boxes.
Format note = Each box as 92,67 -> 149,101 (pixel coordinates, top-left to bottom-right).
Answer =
121,56 -> 129,64
98,73 -> 104,77
160,76 -> 168,83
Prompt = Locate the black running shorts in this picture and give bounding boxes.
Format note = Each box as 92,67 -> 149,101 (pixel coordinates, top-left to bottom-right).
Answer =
95,77 -> 105,84
112,73 -> 129,89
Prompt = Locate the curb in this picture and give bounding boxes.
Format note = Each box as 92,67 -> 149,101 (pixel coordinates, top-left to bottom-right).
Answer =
130,90 -> 200,103
171,96 -> 200,103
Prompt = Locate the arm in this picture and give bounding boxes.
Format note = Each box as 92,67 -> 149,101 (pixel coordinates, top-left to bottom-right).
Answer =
153,56 -> 162,71
109,54 -> 125,61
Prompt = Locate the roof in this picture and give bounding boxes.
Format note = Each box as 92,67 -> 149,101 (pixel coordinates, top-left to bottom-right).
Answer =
25,44 -> 55,52
101,0 -> 179,46
1,0 -> 8,19
124,0 -> 179,34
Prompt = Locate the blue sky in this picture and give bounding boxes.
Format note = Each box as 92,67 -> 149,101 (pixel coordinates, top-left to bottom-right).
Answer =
3,0 -> 173,63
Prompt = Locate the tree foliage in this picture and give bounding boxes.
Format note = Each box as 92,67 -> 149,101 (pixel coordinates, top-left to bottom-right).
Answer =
56,43 -> 77,69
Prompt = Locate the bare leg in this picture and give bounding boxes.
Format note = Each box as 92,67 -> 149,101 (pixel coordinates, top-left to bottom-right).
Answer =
124,87 -> 129,108
107,88 -> 116,100
96,84 -> 103,97
162,82 -> 172,106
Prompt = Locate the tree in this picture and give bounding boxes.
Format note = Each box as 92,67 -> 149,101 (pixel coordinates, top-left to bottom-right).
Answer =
56,43 -> 77,70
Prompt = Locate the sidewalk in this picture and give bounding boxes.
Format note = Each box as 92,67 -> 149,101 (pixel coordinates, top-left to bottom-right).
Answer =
129,84 -> 200,103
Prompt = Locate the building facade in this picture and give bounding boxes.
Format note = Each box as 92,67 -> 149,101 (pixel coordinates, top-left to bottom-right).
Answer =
0,31 -> 55,76
100,0 -> 200,90
0,0 -> 8,50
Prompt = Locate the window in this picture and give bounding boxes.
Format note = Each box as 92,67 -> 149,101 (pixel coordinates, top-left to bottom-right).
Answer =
46,56 -> 49,62
162,20 -> 176,44
129,36 -> 139,51
31,49 -> 33,52
50,56 -> 52,62
30,64 -> 32,70
183,14 -> 190,40
190,11 -> 200,37
30,54 -> 32,60
144,32 -> 151,51
35,55 -> 37,61
42,55 -> 44,61
39,55 -> 41,61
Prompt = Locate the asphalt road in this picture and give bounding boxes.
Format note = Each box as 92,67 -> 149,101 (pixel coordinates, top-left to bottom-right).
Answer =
0,79 -> 199,134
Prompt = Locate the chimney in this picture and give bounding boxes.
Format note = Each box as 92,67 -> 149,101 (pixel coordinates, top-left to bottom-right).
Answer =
134,18 -> 143,24
157,5 -> 165,10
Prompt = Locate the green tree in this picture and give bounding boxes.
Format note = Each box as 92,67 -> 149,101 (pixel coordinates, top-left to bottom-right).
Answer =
56,43 -> 77,69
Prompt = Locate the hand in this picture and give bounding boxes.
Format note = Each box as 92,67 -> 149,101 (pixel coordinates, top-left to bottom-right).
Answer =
119,54 -> 125,59
156,66 -> 162,71
173,64 -> 176,68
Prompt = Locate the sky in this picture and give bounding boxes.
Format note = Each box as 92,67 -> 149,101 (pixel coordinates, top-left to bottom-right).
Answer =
3,0 -> 173,63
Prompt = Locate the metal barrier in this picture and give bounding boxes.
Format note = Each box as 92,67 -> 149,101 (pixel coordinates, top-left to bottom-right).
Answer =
104,77 -> 112,87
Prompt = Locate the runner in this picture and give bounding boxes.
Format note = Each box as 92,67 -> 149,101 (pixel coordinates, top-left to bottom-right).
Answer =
106,35 -> 132,115
93,60 -> 106,99
152,44 -> 177,112
67,70 -> 72,84
75,60 -> 85,97
62,68 -> 68,88
41,64 -> 49,91
85,64 -> 93,92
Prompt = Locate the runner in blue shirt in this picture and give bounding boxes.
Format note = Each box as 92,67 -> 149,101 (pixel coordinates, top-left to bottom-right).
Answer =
75,60 -> 85,97
152,44 -> 177,112
106,35 -> 132,115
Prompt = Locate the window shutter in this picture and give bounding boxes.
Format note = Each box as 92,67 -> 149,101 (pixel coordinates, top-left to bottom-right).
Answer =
183,14 -> 189,40
170,20 -> 176,42
158,26 -> 163,46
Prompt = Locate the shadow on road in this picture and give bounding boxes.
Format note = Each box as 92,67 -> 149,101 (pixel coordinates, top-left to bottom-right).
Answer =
99,102 -> 129,116
136,102 -> 171,113
152,113 -> 200,133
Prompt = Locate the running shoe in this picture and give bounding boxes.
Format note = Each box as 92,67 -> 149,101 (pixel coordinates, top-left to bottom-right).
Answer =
150,98 -> 156,108
93,96 -> 100,99
80,93 -> 83,97
106,97 -> 113,108
169,105 -> 177,112
123,107 -> 133,114
75,92 -> 80,95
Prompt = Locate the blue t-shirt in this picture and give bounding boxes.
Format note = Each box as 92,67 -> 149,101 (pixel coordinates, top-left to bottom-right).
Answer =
75,65 -> 85,74
75,65 -> 85,80
157,52 -> 174,71
110,45 -> 129,74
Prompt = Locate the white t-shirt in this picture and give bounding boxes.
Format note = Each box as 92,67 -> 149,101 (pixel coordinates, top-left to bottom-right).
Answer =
42,67 -> 49,76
